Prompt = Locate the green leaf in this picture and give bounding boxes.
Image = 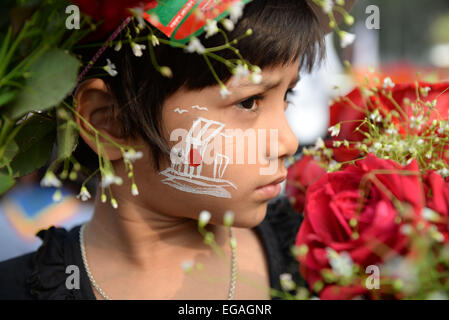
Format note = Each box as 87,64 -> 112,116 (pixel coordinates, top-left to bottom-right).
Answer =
57,112 -> 79,160
9,114 -> 56,177
0,90 -> 18,108
0,139 -> 19,168
0,27 -> 12,67
6,48 -> 80,120
0,171 -> 15,194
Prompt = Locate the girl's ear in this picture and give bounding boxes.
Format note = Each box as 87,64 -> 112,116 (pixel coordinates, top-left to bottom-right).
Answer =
74,78 -> 126,161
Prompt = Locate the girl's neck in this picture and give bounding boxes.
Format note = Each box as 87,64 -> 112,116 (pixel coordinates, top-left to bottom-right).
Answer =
83,187 -> 231,270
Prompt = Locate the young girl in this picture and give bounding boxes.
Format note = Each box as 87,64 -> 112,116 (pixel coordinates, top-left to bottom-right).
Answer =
0,0 -> 352,299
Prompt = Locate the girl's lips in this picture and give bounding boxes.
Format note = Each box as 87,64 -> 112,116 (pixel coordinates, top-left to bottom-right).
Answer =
254,182 -> 282,200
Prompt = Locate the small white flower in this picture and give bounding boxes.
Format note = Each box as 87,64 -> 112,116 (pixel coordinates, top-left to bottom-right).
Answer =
339,31 -> 356,48
232,64 -> 250,85
249,71 -> 262,84
40,172 -> 62,188
229,2 -> 245,23
221,18 -> 234,31
410,114 -> 424,130
130,7 -> 146,29
111,198 -> 118,209
151,35 -> 160,47
369,110 -> 382,122
386,126 -> 398,135
437,122 -> 449,134
420,86 -> 431,97
185,37 -> 205,54
101,172 -> 123,188
220,85 -> 232,99
422,207 -> 440,222
383,77 -> 395,89
326,248 -> 354,278
322,0 -> 334,13
114,40 -> 122,51
381,257 -> 418,295
314,137 -> 325,149
204,19 -> 219,38
104,59 -> 118,77
327,160 -> 340,172
199,210 -> 211,228
437,167 -> 449,178
131,42 -> 146,57
279,273 -> 295,291
123,149 -> 143,162
76,186 -> 91,201
328,124 -> 341,137
52,189 -> 63,202
429,225 -> 445,242
400,224 -> 413,235
131,183 -> 139,196
181,260 -> 194,273
223,210 -> 234,227
373,142 -> 382,150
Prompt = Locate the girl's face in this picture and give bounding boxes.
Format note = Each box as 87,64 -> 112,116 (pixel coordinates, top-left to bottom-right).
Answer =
126,58 -> 300,228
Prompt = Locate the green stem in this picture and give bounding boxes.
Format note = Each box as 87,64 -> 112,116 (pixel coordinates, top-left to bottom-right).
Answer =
203,54 -> 224,87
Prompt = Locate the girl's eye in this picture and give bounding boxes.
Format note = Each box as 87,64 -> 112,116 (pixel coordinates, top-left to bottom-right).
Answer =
235,95 -> 264,112
284,88 -> 295,103
235,88 -> 296,112
284,88 -> 297,109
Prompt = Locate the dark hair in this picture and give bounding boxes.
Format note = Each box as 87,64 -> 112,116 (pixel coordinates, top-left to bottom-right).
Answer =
73,0 -> 325,173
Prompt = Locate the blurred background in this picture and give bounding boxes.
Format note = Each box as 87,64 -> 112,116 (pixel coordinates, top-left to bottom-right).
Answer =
2,0 -> 449,261
287,0 -> 449,146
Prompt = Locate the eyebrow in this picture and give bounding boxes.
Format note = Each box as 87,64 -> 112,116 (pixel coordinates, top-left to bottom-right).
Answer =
236,75 -> 301,90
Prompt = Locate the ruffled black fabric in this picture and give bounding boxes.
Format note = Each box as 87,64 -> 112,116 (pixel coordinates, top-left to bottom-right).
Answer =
259,195 -> 306,298
0,195 -> 304,300
26,227 -> 77,299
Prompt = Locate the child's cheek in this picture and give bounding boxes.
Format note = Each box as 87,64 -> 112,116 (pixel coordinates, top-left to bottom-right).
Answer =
160,105 -> 238,199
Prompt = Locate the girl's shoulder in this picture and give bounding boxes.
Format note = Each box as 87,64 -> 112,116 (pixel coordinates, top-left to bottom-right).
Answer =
0,225 -> 94,300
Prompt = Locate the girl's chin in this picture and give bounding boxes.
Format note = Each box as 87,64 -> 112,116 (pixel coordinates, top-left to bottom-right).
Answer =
232,206 -> 268,228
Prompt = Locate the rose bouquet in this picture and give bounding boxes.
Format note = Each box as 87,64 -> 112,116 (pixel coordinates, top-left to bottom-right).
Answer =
286,79 -> 449,300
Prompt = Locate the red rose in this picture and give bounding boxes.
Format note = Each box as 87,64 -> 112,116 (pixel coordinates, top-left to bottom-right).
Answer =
329,82 -> 449,162
422,171 -> 449,242
328,88 -> 366,162
296,154 -> 424,299
286,155 -> 327,214
72,0 -> 158,40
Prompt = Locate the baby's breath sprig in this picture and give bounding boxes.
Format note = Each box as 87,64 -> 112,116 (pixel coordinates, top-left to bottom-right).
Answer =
111,13 -> 262,98
57,101 -> 145,207
312,0 -> 356,48
197,210 -> 225,259
314,79 -> 449,175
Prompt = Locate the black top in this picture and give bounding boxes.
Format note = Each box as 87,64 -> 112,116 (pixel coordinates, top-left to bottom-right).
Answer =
0,195 -> 304,300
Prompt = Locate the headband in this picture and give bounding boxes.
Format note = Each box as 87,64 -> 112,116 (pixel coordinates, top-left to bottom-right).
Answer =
72,0 -> 252,94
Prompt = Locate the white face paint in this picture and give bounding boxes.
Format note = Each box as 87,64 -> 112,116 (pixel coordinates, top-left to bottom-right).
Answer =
161,106 -> 237,199
173,107 -> 188,114
191,105 -> 208,111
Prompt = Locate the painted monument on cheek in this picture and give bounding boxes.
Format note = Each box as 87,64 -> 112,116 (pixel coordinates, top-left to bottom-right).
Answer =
160,111 -> 237,198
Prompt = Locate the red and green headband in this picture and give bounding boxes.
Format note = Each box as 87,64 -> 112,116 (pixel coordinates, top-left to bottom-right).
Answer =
72,0 -> 252,91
